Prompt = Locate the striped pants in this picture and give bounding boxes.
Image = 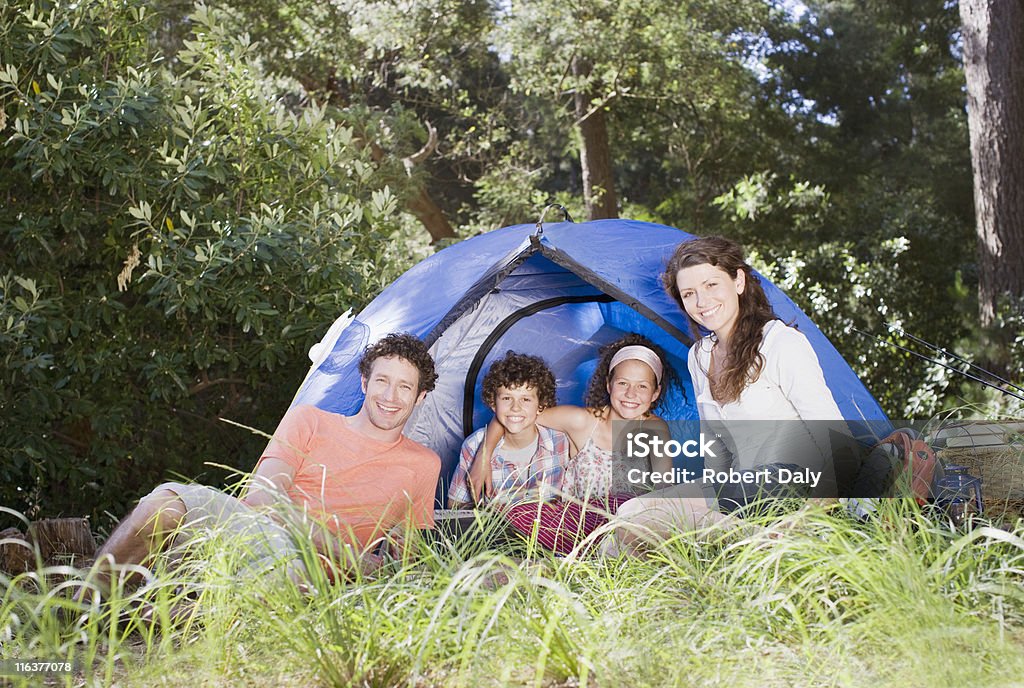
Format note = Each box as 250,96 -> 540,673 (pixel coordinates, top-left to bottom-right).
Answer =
505,494 -> 633,555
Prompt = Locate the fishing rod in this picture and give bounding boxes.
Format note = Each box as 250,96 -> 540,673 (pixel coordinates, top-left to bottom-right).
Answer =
853,327 -> 1024,403
885,324 -> 1024,395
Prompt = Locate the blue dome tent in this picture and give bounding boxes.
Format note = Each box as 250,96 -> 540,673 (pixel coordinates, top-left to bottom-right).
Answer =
292,219 -> 888,504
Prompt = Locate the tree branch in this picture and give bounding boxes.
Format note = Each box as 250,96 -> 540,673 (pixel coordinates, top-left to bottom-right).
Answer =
403,120 -> 438,174
188,377 -> 247,396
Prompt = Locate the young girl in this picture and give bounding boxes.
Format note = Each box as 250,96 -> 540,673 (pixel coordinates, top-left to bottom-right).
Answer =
468,334 -> 675,554
607,236 -> 846,551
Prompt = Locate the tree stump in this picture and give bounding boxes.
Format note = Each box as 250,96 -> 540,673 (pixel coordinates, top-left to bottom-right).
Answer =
27,518 -> 98,564
1,527 -> 33,575
1,518 -> 99,574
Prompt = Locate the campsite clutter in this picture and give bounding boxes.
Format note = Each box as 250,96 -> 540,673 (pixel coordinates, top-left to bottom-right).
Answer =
0,518 -> 96,576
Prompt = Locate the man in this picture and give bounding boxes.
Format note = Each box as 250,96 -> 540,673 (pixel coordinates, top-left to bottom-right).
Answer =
90,332 -> 440,588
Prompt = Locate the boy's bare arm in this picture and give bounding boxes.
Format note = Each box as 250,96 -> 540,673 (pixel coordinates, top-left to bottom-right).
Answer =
468,418 -> 503,503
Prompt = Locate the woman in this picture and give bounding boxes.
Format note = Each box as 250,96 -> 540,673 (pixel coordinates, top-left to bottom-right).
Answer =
606,236 -> 846,551
468,333 -> 675,554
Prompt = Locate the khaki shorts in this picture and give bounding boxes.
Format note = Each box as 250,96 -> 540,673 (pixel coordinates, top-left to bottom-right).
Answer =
153,482 -> 305,577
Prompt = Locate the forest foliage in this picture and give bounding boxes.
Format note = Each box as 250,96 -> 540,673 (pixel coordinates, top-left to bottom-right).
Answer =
1,0 -> 1020,522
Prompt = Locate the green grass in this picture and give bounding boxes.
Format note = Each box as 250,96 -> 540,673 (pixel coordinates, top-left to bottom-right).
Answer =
3,501 -> 1024,687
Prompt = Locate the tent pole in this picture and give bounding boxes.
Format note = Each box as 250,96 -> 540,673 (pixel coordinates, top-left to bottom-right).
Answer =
535,203 -> 574,235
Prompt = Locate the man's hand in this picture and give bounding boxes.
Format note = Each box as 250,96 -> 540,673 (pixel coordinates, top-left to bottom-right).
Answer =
320,540 -> 386,582
358,550 -> 385,577
382,524 -> 408,561
468,449 -> 494,505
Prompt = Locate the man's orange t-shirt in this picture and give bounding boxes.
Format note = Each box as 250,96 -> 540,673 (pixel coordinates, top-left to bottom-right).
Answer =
256,404 -> 439,548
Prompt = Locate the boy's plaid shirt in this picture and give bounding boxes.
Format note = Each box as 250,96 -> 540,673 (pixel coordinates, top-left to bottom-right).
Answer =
449,424 -> 569,506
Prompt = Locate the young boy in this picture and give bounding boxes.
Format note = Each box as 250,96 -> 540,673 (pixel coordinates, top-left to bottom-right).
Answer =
448,351 -> 568,508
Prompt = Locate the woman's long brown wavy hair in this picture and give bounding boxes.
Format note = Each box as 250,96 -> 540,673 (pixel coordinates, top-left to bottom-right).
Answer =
662,236 -> 778,404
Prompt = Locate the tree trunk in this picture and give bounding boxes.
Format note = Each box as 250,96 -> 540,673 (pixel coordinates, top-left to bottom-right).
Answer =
365,139 -> 456,244
959,0 -> 1024,328
406,188 -> 457,243
572,57 -> 618,221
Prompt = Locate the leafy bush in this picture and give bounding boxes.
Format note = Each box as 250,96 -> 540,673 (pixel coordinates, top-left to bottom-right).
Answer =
0,0 -> 413,524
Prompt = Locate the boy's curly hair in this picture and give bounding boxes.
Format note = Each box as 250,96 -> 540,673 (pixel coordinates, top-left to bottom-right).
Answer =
358,332 -> 438,394
482,351 -> 557,410
584,333 -> 674,411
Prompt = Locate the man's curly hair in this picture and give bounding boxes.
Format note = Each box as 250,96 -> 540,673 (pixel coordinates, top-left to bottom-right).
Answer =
584,333 -> 674,412
482,351 -> 557,410
358,332 -> 438,394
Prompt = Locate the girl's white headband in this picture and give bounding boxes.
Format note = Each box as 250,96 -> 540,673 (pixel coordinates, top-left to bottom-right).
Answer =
609,345 -> 663,385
